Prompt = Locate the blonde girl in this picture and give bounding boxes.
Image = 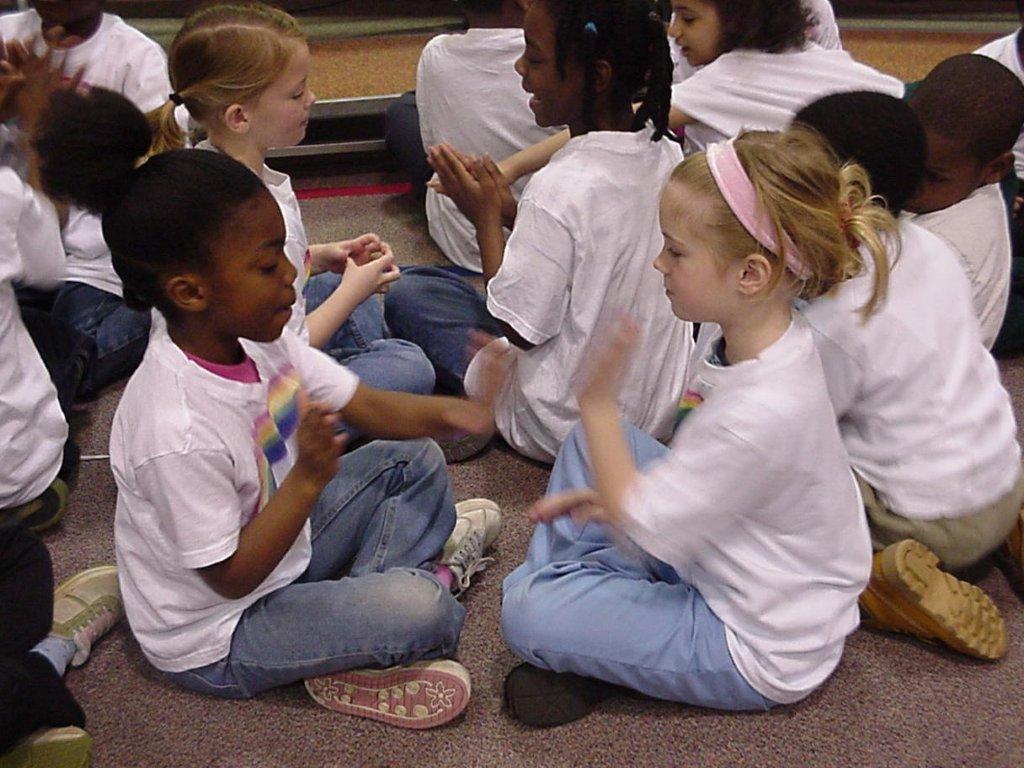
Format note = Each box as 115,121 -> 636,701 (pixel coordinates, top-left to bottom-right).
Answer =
500,127 -> 895,727
150,3 -> 434,397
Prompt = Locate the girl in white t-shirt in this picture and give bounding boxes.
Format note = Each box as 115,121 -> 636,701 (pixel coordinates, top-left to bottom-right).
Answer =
501,127 -> 894,727
385,0 -> 693,463
35,86 -> 506,729
149,3 -> 434,398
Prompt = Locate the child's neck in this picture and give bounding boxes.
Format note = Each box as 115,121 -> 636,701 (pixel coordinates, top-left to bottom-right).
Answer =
206,126 -> 267,176
568,103 -> 635,138
167,318 -> 246,366
716,299 -> 793,365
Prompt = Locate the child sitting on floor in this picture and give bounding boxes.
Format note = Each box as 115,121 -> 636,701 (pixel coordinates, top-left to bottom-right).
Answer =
35,85 -> 506,730
501,128 -> 891,726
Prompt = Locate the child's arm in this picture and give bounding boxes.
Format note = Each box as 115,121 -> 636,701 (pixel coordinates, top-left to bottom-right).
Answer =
499,130 -> 570,186
308,233 -> 384,276
199,394 -> 346,600
304,247 -> 400,349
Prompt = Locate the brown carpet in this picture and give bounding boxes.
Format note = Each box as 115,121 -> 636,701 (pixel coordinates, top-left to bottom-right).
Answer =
39,190 -> 1024,768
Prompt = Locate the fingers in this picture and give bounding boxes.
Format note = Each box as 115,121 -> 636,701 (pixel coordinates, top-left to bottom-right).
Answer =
527,489 -> 602,523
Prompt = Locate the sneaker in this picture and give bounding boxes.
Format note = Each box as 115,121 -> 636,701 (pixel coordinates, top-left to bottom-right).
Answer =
437,432 -> 492,463
859,539 -> 1006,660
51,566 -> 122,667
0,479 -> 69,533
305,660 -> 471,729
0,727 -> 92,768
441,498 -> 501,596
504,663 -> 621,728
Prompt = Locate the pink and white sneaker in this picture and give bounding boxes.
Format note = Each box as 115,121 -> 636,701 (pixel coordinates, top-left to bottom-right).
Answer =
305,660 -> 471,729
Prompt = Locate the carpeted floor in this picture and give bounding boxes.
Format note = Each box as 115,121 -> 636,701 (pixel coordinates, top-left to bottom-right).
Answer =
42,189 -> 1024,768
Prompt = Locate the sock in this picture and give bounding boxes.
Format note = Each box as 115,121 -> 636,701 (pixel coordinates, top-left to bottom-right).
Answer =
434,564 -> 455,592
29,634 -> 78,677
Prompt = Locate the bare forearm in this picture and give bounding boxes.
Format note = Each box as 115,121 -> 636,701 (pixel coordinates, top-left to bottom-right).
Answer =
579,397 -> 639,525
502,130 -> 570,182
306,287 -> 363,348
477,214 -> 506,285
343,385 -> 487,440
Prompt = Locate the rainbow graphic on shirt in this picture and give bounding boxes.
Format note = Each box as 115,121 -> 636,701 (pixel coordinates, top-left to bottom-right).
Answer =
250,365 -> 302,517
673,389 -> 705,432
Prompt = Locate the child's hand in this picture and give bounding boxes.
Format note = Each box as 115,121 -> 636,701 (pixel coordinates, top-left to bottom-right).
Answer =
428,143 -> 502,228
479,155 -> 517,229
317,233 -> 385,272
338,249 -> 400,301
292,390 -> 347,492
574,316 -> 640,408
4,39 -> 79,132
528,488 -> 619,527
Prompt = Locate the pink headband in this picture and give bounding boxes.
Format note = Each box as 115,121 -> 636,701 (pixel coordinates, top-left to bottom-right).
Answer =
705,140 -> 811,280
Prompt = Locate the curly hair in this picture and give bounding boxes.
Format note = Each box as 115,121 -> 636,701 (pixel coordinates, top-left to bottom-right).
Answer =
710,0 -> 810,54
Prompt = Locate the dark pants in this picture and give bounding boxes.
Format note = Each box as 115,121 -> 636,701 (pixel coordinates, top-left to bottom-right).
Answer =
0,520 -> 84,751
384,91 -> 433,196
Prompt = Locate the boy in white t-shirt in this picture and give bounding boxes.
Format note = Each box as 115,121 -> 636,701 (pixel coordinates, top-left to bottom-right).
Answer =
1,0 -> 171,396
415,0 -> 562,273
903,54 -> 1024,351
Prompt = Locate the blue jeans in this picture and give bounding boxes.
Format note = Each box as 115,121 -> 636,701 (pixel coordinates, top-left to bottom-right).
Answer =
501,423 -> 774,711
303,272 -> 435,396
383,266 -> 501,394
51,281 -> 150,395
165,439 -> 466,699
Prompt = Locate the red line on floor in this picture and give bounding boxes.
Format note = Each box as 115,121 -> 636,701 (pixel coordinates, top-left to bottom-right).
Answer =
296,182 -> 413,200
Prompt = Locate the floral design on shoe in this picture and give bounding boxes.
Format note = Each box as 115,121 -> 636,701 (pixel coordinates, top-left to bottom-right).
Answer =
51,565 -> 123,667
305,660 -> 471,729
441,498 -> 501,596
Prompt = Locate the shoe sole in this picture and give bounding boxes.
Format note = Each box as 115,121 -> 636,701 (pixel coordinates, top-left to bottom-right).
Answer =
453,498 -> 502,549
860,540 -> 1006,660
305,660 -> 471,729
2,726 -> 92,768
12,479 -> 69,534
53,565 -> 119,603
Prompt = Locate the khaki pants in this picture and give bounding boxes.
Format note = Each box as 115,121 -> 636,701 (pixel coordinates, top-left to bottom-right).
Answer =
858,470 -> 1024,572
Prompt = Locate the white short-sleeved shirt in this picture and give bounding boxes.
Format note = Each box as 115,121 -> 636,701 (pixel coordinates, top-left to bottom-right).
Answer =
671,44 -> 903,151
111,329 -> 358,672
466,127 -> 693,462
0,169 -> 68,507
417,28 -> 561,272
0,11 -> 171,297
670,0 -> 842,84
976,31 -> 1024,177
799,220 -> 1020,519
906,184 -> 1011,349
622,315 -> 870,705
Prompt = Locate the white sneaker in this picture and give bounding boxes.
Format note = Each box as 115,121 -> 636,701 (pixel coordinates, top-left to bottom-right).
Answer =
441,499 -> 501,596
51,566 -> 122,667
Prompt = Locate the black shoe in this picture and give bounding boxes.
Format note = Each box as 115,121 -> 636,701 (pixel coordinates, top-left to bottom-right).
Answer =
1,479 -> 69,533
504,663 -> 620,728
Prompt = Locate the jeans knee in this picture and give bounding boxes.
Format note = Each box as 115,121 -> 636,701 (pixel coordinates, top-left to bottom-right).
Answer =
384,572 -> 464,653
384,340 -> 435,393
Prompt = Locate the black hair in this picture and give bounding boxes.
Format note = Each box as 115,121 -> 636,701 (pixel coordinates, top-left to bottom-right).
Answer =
909,53 -> 1024,165
452,0 -> 506,15
794,91 -> 926,215
710,0 -> 809,54
33,87 -> 269,314
543,0 -> 678,142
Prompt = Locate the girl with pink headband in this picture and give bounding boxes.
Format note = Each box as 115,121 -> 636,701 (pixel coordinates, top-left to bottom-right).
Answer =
501,128 -> 896,727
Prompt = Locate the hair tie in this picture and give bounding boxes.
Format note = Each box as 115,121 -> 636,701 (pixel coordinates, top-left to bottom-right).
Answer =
583,21 -> 598,36
169,92 -> 184,106
705,140 -> 811,280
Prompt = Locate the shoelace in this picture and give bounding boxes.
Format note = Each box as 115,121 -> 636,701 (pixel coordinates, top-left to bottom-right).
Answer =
448,530 -> 495,596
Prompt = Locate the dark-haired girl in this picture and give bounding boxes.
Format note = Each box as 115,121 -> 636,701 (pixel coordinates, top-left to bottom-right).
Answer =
33,86 -> 508,730
384,0 -> 694,463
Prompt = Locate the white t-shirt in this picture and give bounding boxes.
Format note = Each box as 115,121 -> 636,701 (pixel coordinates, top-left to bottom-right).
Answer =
670,0 -> 842,84
0,169 -> 68,507
465,127 -> 693,462
196,140 -> 311,342
671,44 -> 903,151
799,220 -> 1021,519
621,314 -> 870,705
417,28 -> 561,272
111,329 -> 358,672
0,11 -> 171,297
976,31 -> 1024,177
906,183 -> 1011,349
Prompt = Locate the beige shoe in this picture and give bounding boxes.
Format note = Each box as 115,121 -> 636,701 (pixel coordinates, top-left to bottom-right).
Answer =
859,539 -> 1006,660
51,566 -> 122,667
0,727 -> 91,768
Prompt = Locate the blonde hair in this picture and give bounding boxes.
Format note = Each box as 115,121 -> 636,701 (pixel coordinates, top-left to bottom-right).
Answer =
667,127 -> 897,318
148,2 -> 305,154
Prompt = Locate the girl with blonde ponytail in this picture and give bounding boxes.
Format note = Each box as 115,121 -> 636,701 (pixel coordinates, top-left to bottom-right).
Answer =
795,91 -> 1024,663
501,128 -> 884,726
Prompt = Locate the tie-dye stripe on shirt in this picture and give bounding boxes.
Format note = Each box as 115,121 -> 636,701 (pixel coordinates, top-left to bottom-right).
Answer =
248,364 -> 302,522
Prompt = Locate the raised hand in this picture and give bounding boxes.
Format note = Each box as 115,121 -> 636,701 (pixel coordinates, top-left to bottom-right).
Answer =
427,143 -> 502,228
574,315 -> 641,408
293,390 -> 347,492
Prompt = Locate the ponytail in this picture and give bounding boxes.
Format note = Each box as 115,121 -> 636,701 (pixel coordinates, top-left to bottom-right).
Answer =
147,99 -> 190,156
837,162 -> 895,318
632,10 -> 678,143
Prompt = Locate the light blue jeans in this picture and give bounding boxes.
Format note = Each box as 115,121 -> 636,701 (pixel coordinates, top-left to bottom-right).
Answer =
303,271 -> 435,396
501,423 -> 775,711
165,439 -> 465,699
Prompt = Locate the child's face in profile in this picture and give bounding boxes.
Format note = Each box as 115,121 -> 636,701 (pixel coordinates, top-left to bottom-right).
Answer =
32,0 -> 105,49
514,0 -> 584,130
667,0 -> 723,67
243,41 -> 316,151
904,129 -> 988,214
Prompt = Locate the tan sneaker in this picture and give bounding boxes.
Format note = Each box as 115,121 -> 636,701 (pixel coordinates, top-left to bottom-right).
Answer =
997,505 -> 1024,593
0,727 -> 91,768
859,539 -> 1006,660
51,566 -> 122,667
305,660 -> 471,729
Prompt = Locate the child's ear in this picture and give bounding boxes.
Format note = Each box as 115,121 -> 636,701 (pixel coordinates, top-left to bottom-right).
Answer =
222,103 -> 250,135
736,253 -> 773,296
592,59 -> 613,96
982,151 -> 1015,185
164,274 -> 210,314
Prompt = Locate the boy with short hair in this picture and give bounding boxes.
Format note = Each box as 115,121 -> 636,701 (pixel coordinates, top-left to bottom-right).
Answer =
904,54 -> 1024,350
